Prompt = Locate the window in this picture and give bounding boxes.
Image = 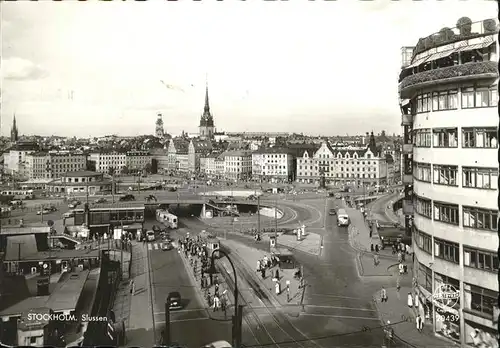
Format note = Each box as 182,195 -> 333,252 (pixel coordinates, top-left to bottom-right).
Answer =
467,285 -> 498,316
432,128 -> 458,147
432,90 -> 458,111
415,195 -> 432,218
433,201 -> 459,225
414,228 -> 432,254
415,129 -> 432,147
434,238 -> 459,263
463,206 -> 498,231
464,247 -> 499,273
462,127 -> 498,148
462,167 -> 498,190
432,164 -> 458,186
462,85 -> 498,108
417,262 -> 433,293
413,162 -> 431,182
416,93 -> 431,113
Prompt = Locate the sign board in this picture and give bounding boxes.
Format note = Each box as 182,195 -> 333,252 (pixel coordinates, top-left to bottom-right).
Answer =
432,283 -> 460,314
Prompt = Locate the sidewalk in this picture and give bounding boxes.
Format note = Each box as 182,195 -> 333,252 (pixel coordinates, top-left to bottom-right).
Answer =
373,286 -> 454,348
222,239 -> 303,308
113,241 -> 154,347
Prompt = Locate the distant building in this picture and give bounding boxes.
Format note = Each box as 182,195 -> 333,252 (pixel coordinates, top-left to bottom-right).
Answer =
150,148 -> 168,174
166,138 -> 190,172
25,151 -> 87,180
222,150 -> 252,181
89,152 -> 126,174
46,171 -> 111,196
296,132 -> 387,186
199,83 -> 215,140
252,148 -> 294,183
3,141 -> 40,177
10,115 -> 18,143
155,113 -> 165,138
188,139 -> 213,172
125,151 -> 151,173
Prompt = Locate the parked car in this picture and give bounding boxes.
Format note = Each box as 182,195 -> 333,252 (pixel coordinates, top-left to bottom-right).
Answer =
94,197 -> 107,204
329,209 -> 337,215
161,242 -> 173,251
120,194 -> 135,202
167,291 -> 183,310
201,341 -> 233,348
146,230 -> 155,242
37,209 -> 51,215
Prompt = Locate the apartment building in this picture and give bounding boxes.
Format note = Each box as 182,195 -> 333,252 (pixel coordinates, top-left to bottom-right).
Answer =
125,151 -> 151,172
25,151 -> 86,179
89,152 -> 126,174
399,17 -> 498,346
251,148 -> 294,183
3,141 -> 40,178
296,133 -> 388,186
188,139 -> 213,173
222,150 -> 252,180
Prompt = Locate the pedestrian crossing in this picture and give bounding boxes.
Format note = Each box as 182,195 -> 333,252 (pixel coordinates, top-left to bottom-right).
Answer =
147,241 -> 179,250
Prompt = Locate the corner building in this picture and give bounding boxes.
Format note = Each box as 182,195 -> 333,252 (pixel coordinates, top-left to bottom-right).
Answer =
399,18 -> 498,346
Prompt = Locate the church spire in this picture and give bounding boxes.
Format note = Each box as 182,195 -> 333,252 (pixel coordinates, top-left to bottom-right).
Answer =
11,114 -> 18,142
204,81 -> 210,115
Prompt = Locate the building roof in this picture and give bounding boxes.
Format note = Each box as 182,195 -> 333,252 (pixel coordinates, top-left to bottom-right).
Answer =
0,270 -> 90,318
253,147 -> 294,155
8,142 -> 40,152
192,139 -> 213,152
173,139 -> 190,154
222,150 -> 253,157
2,226 -> 51,236
5,235 -> 39,261
62,170 -> 102,178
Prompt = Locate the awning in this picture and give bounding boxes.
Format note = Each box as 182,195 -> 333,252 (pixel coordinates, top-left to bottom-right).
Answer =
408,48 -> 458,68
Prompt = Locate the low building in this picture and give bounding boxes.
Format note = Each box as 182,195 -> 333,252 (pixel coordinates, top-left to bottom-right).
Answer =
150,148 -> 168,174
252,148 -> 294,183
125,150 -> 151,173
46,171 -> 111,196
222,150 -> 252,181
89,152 -> 127,174
2,141 -> 40,178
166,138 -> 190,172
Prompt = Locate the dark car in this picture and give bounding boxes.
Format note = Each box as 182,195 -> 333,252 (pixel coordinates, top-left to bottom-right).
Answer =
329,209 -> 337,215
167,291 -> 183,310
120,194 -> 135,201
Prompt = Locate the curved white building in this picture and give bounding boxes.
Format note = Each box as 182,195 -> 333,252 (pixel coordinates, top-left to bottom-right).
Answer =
399,18 -> 498,346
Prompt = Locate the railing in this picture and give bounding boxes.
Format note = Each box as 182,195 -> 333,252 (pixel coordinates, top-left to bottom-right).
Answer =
411,18 -> 498,59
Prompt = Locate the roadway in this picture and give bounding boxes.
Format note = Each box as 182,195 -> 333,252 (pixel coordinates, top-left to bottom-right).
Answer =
367,192 -> 403,223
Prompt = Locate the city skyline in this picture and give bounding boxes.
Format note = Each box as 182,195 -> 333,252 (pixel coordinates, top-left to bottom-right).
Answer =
1,1 -> 495,137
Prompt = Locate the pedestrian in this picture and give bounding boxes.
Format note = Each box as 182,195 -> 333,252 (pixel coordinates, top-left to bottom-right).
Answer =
261,268 -> 266,279
275,281 -> 281,295
399,263 -> 404,275
256,260 -> 261,272
374,253 -> 379,266
380,287 -> 388,302
396,277 -> 401,292
370,243 -> 374,252
407,292 -> 414,308
129,280 -> 135,294
416,314 -> 423,333
213,295 -> 220,312
275,269 -> 280,280
392,244 -> 396,255
214,284 -> 219,295
375,244 -> 379,253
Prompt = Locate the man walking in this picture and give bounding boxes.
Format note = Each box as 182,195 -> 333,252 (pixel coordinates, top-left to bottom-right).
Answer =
416,314 -> 423,333
380,286 -> 388,302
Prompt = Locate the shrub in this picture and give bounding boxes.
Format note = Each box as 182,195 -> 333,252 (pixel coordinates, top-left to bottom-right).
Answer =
424,36 -> 435,50
483,19 -> 497,33
457,17 -> 472,35
439,27 -> 455,41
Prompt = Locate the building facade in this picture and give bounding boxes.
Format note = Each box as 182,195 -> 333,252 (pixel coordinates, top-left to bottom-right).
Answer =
3,142 -> 40,178
46,171 -> 111,196
251,148 -> 294,183
188,139 -> 213,173
89,152 -> 127,174
222,150 -> 252,180
399,18 -> 499,346
125,151 -> 151,172
166,139 -> 190,172
296,134 -> 388,186
25,151 -> 86,179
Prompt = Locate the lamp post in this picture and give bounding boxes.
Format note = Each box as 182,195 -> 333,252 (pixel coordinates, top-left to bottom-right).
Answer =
208,249 -> 241,348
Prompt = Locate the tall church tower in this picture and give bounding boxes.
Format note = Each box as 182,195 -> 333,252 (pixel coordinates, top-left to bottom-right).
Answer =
10,114 -> 18,143
155,113 -> 164,138
199,81 -> 215,140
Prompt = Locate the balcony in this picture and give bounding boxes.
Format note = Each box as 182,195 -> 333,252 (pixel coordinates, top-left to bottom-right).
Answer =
402,144 -> 413,154
403,174 -> 413,184
401,114 -> 414,126
400,61 -> 498,98
402,200 -> 414,215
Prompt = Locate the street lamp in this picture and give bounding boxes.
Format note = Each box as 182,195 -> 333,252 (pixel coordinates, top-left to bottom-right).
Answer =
207,248 -> 242,348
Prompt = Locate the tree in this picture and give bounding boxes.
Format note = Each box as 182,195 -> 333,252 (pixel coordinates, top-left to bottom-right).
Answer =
121,166 -> 129,175
144,163 -> 152,174
108,167 -> 116,176
456,17 -> 472,36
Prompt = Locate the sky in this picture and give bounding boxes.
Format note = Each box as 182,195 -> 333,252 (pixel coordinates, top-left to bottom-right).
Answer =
0,1 -> 497,138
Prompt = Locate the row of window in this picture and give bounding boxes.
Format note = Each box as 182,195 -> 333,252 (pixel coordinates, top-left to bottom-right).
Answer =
415,85 -> 498,113
297,172 -> 379,178
415,231 -> 499,272
414,196 -> 497,231
413,163 -> 498,190
414,127 -> 498,148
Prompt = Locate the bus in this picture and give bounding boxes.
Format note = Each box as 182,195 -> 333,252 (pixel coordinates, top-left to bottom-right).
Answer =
156,209 -> 178,229
337,208 -> 350,227
0,189 -> 35,200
